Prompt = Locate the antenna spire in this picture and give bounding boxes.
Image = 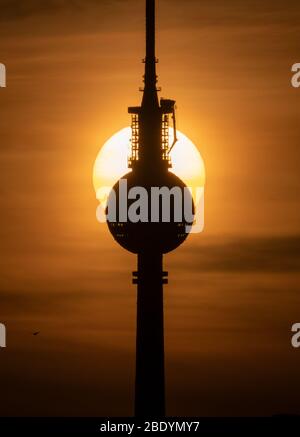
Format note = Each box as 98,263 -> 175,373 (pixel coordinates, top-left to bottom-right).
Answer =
146,0 -> 155,61
142,0 -> 159,108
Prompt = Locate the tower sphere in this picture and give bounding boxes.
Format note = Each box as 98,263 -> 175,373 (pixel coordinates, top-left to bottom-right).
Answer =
107,171 -> 193,254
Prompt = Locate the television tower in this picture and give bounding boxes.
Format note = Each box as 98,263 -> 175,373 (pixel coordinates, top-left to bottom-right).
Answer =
107,0 -> 193,417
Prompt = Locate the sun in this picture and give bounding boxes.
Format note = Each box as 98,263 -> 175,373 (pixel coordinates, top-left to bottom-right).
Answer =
93,127 -> 205,206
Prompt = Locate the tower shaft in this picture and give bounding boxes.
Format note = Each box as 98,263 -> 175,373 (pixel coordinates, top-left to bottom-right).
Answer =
107,0 -> 193,420
134,252 -> 166,417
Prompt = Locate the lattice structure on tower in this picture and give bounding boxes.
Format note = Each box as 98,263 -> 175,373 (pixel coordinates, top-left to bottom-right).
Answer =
129,114 -> 139,168
162,114 -> 171,164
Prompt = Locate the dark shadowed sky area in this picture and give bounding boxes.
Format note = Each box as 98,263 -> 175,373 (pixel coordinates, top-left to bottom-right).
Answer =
0,0 -> 300,416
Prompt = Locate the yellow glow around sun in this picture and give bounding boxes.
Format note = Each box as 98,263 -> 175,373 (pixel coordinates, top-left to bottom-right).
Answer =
93,127 -> 205,205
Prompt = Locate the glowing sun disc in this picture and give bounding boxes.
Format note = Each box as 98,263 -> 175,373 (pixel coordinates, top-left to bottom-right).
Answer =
93,127 -> 205,205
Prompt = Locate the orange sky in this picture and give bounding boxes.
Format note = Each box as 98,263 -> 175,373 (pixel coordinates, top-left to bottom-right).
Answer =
0,0 -> 300,416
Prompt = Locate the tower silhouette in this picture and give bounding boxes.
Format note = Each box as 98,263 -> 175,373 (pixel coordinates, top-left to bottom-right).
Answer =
107,0 -> 193,417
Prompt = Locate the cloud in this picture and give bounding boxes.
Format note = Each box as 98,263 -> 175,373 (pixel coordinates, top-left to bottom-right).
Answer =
0,0 -> 93,20
1,0 -> 299,28
0,0 -> 126,22
172,235 -> 300,273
